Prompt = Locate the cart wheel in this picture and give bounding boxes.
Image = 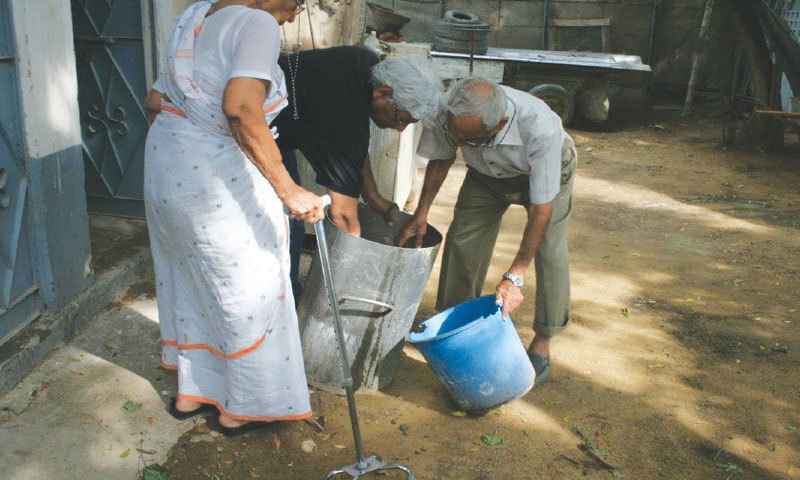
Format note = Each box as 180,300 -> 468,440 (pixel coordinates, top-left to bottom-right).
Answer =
528,84 -> 575,126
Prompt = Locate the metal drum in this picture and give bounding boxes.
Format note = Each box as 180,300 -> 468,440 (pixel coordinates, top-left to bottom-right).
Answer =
297,204 -> 442,394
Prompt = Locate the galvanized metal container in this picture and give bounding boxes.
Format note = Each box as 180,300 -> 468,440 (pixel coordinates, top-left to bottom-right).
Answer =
297,204 -> 442,394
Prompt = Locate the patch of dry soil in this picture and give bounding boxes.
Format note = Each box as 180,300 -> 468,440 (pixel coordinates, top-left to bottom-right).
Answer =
161,108 -> 800,480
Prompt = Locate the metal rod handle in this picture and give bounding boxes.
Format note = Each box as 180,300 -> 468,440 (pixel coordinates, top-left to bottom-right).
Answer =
313,194 -> 367,464
339,295 -> 394,315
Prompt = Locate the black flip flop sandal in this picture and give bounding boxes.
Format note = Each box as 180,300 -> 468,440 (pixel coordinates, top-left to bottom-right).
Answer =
217,420 -> 273,437
168,398 -> 217,421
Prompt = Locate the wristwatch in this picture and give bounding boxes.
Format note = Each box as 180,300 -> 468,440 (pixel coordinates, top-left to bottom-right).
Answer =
502,271 -> 524,287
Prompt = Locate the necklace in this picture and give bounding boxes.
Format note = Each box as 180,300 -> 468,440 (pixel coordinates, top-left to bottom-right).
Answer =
285,18 -> 302,121
287,51 -> 300,120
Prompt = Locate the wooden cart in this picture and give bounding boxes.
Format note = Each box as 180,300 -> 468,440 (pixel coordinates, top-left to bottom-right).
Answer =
429,46 -> 651,126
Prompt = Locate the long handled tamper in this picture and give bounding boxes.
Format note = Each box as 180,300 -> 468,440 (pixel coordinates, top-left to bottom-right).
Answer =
314,195 -> 416,480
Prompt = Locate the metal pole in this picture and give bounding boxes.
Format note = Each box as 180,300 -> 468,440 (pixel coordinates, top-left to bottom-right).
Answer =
541,0 -> 548,49
316,195 -> 417,480
313,198 -> 367,465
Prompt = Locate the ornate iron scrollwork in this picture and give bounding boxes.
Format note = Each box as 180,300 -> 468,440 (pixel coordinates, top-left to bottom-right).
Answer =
85,104 -> 129,137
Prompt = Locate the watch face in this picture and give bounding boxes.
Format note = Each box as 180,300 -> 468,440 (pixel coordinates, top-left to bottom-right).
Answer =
504,272 -> 523,286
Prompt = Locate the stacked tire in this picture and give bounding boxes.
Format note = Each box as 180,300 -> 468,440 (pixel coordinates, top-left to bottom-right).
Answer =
433,10 -> 490,55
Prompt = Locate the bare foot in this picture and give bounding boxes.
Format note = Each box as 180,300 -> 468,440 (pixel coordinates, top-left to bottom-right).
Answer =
219,414 -> 249,429
175,398 -> 203,413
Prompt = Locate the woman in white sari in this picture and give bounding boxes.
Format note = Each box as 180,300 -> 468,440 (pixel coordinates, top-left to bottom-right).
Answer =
144,0 -> 322,436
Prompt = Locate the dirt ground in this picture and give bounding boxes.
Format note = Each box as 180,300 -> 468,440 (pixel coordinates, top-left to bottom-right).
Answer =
153,107 -> 799,479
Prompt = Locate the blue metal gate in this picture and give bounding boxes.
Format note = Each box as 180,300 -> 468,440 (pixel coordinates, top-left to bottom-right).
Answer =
0,0 -> 44,345
72,0 -> 148,218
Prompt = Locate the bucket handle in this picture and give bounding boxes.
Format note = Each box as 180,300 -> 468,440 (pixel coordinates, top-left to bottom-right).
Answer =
338,295 -> 394,315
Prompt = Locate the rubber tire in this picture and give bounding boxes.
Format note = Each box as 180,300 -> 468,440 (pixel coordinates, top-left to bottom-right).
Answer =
528,84 -> 575,126
433,35 -> 489,55
434,19 -> 490,41
443,10 -> 481,24
575,88 -> 610,124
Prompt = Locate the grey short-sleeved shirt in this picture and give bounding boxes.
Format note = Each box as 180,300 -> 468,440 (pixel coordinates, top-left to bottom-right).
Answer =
417,85 -> 567,204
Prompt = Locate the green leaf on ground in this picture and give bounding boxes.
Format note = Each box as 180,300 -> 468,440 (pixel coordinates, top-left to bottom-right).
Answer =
716,462 -> 743,477
481,434 -> 505,448
120,448 -> 131,458
451,411 -> 467,417
123,400 -> 142,412
141,464 -> 168,480
572,426 -> 612,457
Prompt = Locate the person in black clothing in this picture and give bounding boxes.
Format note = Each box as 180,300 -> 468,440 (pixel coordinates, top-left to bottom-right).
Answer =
274,46 -> 443,300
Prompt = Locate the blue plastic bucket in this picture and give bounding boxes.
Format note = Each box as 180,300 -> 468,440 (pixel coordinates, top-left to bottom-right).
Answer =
407,295 -> 534,412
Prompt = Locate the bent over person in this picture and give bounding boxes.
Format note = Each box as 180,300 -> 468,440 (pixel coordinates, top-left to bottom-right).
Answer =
398,77 -> 577,386
143,0 -> 322,436
273,46 -> 443,300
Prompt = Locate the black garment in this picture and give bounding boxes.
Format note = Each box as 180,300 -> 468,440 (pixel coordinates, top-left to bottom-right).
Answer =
275,46 -> 379,198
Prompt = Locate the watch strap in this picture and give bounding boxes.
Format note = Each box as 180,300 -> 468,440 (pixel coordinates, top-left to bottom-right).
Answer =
502,271 -> 524,287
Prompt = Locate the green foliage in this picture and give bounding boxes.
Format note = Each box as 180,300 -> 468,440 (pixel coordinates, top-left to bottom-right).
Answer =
142,464 -> 168,480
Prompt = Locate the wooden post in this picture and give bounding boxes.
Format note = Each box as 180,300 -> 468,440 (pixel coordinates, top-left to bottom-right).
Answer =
684,0 -> 715,114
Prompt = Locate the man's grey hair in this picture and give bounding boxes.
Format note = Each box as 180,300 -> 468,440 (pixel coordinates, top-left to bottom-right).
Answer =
445,77 -> 507,129
370,56 -> 443,121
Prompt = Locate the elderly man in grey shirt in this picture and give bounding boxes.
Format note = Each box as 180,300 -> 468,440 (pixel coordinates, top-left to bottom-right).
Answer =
398,76 -> 577,386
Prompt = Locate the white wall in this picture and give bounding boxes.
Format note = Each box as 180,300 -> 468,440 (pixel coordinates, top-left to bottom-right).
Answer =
145,0 -> 194,86
11,0 -> 81,159
280,0 -> 366,51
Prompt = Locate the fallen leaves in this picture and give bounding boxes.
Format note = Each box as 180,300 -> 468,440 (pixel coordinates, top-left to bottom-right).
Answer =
123,400 -> 142,412
481,433 -> 505,448
30,381 -> 50,402
141,463 -> 168,480
572,426 -> 619,473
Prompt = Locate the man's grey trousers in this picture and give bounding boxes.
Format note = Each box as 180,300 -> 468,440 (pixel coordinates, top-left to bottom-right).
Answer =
436,137 -> 577,337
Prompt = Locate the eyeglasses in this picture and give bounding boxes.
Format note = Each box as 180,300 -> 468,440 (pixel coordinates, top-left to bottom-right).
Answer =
440,119 -> 488,147
293,0 -> 305,12
392,104 -> 416,128
394,106 -> 411,128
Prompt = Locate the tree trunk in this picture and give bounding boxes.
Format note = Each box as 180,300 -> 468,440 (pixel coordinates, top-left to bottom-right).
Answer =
729,1 -> 784,151
684,0 -> 715,114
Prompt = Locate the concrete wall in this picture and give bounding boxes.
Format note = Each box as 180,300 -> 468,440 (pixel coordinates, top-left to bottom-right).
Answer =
11,0 -> 92,307
145,0 -> 195,86
281,0 -> 367,50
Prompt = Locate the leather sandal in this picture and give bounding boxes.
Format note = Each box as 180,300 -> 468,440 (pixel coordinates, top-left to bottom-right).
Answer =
528,353 -> 551,386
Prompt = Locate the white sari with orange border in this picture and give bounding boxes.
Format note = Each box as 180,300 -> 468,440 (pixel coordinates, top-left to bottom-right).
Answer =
144,1 -> 311,421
